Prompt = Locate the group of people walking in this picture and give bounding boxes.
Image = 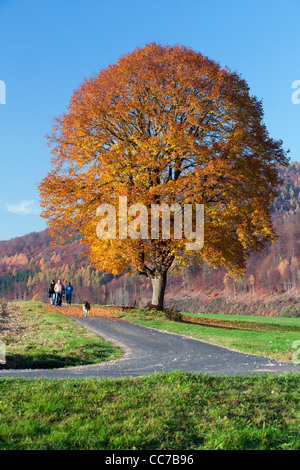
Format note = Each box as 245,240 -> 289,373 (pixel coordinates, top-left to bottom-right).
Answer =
48,280 -> 74,306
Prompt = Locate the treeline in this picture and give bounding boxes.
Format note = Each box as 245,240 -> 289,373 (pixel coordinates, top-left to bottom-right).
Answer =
272,161 -> 300,214
0,264 -> 114,304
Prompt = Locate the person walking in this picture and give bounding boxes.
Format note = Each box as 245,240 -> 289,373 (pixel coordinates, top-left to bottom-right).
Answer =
61,282 -> 66,305
65,282 -> 73,305
48,280 -> 56,305
54,279 -> 63,306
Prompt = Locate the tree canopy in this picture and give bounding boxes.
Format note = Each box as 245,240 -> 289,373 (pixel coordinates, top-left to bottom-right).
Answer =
39,43 -> 288,308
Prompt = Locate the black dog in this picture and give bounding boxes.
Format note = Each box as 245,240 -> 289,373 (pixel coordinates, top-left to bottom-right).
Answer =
83,301 -> 91,317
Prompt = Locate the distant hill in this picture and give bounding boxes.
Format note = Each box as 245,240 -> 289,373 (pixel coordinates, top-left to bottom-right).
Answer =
1,162 -> 300,316
272,161 -> 300,214
0,231 -> 113,303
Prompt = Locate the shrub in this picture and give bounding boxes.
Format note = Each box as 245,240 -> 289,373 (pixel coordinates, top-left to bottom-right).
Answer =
164,307 -> 183,322
280,306 -> 300,318
31,293 -> 42,302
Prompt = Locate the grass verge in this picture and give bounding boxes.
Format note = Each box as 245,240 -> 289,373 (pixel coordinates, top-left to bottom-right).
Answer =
0,372 -> 299,450
103,307 -> 300,362
0,301 -> 122,369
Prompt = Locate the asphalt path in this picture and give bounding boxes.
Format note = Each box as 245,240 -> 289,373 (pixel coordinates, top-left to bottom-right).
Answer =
0,315 -> 300,379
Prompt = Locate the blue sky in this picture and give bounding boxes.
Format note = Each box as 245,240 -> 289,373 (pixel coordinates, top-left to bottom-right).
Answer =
0,0 -> 299,241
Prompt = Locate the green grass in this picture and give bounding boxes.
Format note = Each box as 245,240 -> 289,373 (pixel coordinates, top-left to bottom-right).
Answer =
0,372 -> 299,450
182,311 -> 300,326
0,301 -> 122,369
0,302 -> 299,450
108,307 -> 300,362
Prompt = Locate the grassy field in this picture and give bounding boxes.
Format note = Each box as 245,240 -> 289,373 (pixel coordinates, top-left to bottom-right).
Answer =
99,307 -> 300,362
1,301 -> 300,450
0,301 -> 122,369
181,311 -> 300,326
0,372 -> 299,450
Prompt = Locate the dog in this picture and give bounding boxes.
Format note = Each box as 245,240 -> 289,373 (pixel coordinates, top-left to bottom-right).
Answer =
83,301 -> 91,317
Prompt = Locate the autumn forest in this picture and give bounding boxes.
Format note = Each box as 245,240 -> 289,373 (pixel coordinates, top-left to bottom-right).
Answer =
0,161 -> 299,317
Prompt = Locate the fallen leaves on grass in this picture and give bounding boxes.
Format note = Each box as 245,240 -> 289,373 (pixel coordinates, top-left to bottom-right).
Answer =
180,314 -> 300,332
47,304 -> 124,319
0,302 -> 25,339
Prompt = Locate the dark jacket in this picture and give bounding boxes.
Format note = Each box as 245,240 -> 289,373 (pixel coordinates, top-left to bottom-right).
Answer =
48,283 -> 55,297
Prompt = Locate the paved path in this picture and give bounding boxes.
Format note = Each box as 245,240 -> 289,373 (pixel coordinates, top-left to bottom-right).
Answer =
0,316 -> 300,379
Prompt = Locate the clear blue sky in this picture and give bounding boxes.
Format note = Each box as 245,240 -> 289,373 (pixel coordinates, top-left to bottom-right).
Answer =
0,0 -> 299,241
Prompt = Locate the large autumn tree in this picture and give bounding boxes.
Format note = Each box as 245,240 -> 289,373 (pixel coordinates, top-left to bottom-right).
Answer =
39,43 -> 288,309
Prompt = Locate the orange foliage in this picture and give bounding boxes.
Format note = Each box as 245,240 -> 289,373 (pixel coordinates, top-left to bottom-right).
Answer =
39,43 -> 288,308
48,304 -> 123,318
0,253 -> 29,267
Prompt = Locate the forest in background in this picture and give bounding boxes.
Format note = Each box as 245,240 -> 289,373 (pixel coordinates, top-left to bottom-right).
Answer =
1,162 -> 300,317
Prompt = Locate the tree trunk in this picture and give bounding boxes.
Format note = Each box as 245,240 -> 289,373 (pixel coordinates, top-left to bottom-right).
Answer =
150,271 -> 167,310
